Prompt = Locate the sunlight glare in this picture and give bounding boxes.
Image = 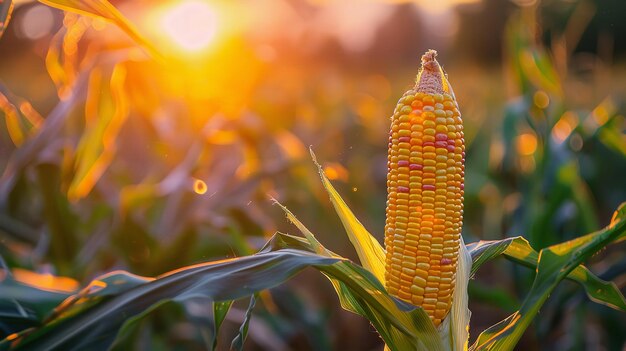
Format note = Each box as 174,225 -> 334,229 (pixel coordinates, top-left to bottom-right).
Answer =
161,0 -> 218,53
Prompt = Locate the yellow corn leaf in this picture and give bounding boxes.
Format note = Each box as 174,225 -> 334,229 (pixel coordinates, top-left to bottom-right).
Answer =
68,64 -> 129,201
18,101 -> 43,129
310,149 -> 387,284
0,0 -> 14,39
0,92 -> 24,146
45,14 -> 90,99
38,0 -> 163,61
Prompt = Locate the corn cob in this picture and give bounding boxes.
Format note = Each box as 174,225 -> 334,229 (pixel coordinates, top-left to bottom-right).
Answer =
384,50 -> 464,326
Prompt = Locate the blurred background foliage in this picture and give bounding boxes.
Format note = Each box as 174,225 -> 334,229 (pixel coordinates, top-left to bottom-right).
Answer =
0,0 -> 625,349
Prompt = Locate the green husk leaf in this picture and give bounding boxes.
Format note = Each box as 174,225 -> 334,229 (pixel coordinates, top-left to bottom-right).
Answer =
269,205 -> 442,351
450,237 -> 472,351
310,148 -> 387,284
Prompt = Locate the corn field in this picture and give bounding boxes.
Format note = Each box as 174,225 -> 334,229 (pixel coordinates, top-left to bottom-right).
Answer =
0,0 -> 625,350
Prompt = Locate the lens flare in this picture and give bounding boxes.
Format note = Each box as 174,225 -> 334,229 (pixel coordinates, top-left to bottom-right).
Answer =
161,0 -> 218,53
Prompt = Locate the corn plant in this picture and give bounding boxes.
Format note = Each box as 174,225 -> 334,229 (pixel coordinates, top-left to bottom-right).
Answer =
1,46 -> 625,351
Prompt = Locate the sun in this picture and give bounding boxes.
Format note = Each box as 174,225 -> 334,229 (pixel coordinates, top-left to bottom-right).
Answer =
160,0 -> 218,53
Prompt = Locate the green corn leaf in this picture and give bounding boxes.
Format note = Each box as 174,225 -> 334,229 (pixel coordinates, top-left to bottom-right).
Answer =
611,202 -> 626,235
310,149 -> 387,284
271,198 -> 329,256
212,300 -> 233,351
0,277 -> 73,337
268,210 -> 442,351
466,236 -> 535,276
0,231 -> 441,351
467,234 -> 626,312
46,271 -> 151,322
230,295 -> 256,351
0,250 -> 340,351
472,206 -> 626,350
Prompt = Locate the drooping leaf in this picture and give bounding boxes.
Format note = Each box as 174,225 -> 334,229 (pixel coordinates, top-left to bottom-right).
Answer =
467,235 -> 626,312
0,235 -> 442,351
310,149 -> 387,284
38,0 -> 162,60
472,209 -> 626,350
0,250 -> 339,351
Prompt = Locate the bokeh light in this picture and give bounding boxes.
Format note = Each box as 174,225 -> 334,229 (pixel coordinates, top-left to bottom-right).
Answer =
193,178 -> 208,195
16,5 -> 54,40
516,132 -> 538,156
551,111 -> 578,144
533,90 -> 550,109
